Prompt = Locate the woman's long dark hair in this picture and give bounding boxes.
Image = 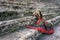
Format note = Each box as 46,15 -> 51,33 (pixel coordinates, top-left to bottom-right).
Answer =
38,11 -> 43,19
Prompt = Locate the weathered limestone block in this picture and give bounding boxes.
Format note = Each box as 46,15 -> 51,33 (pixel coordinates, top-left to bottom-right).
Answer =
17,29 -> 41,40
0,17 -> 33,35
0,28 -> 41,40
0,16 -> 34,26
46,16 -> 60,25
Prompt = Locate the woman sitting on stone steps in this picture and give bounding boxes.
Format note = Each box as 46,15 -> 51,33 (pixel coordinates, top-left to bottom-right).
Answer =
33,9 -> 45,26
27,9 -> 54,34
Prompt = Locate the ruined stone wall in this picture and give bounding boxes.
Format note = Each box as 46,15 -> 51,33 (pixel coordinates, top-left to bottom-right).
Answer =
0,0 -> 60,40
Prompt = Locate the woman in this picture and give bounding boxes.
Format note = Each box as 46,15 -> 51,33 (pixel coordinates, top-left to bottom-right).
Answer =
33,10 -> 45,25
33,10 -> 54,34
27,9 -> 54,34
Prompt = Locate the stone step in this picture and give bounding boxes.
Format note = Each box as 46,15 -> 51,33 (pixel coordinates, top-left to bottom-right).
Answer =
0,16 -> 33,27
46,16 -> 60,25
0,8 -> 56,21
0,1 -> 27,5
0,11 -> 25,21
0,13 -> 56,27
47,16 -> 60,22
